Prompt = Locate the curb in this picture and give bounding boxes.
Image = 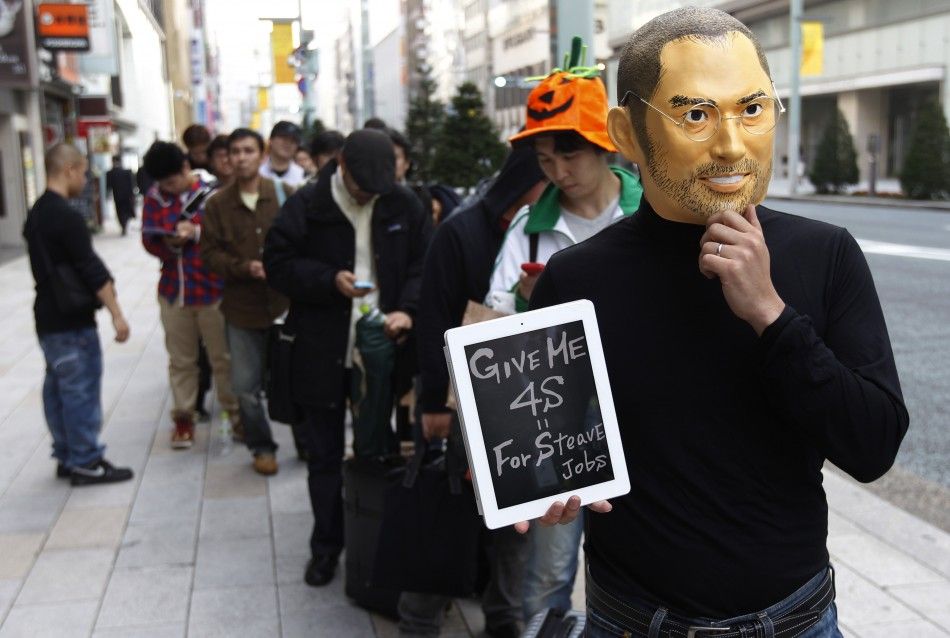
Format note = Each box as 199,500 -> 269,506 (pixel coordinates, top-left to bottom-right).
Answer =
766,194 -> 950,212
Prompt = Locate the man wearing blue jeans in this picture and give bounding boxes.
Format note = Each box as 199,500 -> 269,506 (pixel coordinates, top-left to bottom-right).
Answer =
201,128 -> 291,475
24,143 -> 134,486
525,7 -> 907,637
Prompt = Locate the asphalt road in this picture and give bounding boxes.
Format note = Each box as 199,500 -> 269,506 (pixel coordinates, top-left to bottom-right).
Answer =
763,198 -> 950,529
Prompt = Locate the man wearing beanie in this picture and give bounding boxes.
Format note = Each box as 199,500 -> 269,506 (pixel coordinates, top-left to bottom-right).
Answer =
483,60 -> 642,623
263,129 -> 430,587
404,143 -> 548,637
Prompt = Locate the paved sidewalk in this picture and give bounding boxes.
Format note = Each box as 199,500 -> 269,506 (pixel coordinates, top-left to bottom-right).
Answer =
0,227 -> 947,637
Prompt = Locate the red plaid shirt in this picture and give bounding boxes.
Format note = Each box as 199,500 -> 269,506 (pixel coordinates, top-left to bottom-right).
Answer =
141,177 -> 223,306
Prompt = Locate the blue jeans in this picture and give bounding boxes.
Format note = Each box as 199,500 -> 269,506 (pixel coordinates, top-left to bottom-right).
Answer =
225,324 -> 277,455
586,567 -> 843,638
523,513 -> 584,621
38,327 -> 106,468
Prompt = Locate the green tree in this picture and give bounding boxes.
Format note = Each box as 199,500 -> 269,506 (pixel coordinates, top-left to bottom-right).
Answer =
808,108 -> 859,194
431,82 -> 506,188
405,66 -> 445,182
900,100 -> 950,200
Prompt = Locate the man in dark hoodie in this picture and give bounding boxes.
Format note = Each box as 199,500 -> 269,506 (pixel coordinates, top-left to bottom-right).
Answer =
402,145 -> 546,637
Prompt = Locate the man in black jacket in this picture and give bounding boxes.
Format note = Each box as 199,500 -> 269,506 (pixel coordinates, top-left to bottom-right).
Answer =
23,143 -> 134,486
527,7 -> 908,636
263,129 -> 430,587
407,145 -> 546,637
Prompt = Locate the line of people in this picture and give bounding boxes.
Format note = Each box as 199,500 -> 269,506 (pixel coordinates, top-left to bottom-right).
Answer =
23,8 -> 907,638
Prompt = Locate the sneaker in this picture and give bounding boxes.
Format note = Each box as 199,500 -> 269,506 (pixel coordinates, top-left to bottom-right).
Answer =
70,458 -> 133,486
171,415 -> 195,449
56,463 -> 70,479
252,453 -> 278,476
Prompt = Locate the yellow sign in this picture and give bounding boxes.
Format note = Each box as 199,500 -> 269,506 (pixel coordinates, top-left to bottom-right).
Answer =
251,111 -> 261,131
801,21 -> 823,77
258,87 -> 269,110
271,22 -> 295,84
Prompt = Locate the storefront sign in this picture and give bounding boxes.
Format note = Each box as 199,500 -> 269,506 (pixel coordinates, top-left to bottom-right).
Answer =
37,3 -> 90,51
79,0 -> 117,75
0,1 -> 34,87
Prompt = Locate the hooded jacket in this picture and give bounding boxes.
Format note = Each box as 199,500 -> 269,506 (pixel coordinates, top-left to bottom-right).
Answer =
416,146 -> 546,413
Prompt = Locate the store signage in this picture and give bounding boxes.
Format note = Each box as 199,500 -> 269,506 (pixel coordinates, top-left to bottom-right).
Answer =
0,1 -> 34,87
37,3 -> 90,51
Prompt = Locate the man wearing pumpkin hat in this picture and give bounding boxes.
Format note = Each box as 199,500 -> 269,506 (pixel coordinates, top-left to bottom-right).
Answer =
484,41 -> 643,621
525,7 -> 907,637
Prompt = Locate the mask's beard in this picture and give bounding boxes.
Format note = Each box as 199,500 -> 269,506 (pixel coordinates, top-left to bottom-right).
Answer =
645,134 -> 772,219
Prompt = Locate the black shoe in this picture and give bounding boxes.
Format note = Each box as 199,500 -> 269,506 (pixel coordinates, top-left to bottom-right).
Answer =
485,622 -> 522,638
70,458 -> 134,486
304,554 -> 338,587
56,463 -> 70,479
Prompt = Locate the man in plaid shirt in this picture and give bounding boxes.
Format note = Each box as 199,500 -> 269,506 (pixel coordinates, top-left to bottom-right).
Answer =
142,141 -> 239,448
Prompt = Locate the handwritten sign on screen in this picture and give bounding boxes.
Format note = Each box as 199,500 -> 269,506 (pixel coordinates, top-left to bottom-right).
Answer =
463,320 -> 614,509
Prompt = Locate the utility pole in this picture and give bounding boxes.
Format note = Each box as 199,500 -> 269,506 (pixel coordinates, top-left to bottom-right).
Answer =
788,0 -> 803,196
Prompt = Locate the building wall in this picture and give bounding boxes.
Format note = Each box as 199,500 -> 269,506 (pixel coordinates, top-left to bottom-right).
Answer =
115,0 -> 174,155
373,25 -> 408,130
163,0 -> 194,140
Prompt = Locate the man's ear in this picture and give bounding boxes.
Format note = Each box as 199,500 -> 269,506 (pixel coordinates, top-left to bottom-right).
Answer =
607,106 -> 644,166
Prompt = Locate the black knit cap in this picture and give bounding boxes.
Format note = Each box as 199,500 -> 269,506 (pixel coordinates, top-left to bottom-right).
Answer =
341,129 -> 396,195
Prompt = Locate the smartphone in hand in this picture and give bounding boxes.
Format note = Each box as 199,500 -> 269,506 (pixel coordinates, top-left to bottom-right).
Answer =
353,280 -> 375,290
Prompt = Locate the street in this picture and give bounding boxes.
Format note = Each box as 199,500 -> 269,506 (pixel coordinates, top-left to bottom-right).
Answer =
764,198 -> 950,530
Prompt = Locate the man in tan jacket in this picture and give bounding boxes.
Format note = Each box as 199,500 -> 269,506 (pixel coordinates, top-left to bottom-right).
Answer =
201,128 -> 291,475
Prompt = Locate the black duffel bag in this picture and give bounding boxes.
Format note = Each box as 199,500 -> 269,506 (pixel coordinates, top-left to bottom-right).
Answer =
371,441 -> 482,597
265,321 -> 301,425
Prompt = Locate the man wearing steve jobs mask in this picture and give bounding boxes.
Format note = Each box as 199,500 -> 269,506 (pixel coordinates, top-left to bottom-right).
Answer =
526,7 -> 908,637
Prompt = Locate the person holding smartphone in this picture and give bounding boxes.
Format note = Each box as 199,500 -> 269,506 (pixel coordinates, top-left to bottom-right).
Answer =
263,129 -> 430,588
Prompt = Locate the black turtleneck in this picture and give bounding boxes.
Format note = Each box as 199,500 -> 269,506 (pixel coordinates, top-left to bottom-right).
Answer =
530,200 -> 908,617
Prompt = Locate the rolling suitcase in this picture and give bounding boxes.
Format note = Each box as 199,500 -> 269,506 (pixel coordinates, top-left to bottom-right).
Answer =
342,454 -> 405,618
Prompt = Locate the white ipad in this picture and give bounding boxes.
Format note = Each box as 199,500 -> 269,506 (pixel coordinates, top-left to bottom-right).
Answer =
444,299 -> 629,530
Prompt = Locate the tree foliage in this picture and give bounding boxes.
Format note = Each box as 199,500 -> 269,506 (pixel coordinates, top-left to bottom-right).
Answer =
405,66 -> 445,183
900,100 -> 950,200
431,82 -> 506,188
808,108 -> 859,194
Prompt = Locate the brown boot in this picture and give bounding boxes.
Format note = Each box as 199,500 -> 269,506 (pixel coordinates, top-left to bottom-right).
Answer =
171,414 -> 194,450
253,453 -> 278,476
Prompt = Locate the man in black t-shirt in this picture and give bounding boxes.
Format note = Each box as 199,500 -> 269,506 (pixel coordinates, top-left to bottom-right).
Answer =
23,143 -> 134,486
525,8 -> 908,637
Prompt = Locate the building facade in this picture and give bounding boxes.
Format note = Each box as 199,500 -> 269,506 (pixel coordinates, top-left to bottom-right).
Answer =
0,0 -> 174,248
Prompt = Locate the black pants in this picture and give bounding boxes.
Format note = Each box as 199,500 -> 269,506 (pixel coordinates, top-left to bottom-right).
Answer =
302,371 -> 350,558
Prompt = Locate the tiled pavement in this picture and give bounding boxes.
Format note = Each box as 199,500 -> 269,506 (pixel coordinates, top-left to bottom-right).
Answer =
0,225 -> 947,637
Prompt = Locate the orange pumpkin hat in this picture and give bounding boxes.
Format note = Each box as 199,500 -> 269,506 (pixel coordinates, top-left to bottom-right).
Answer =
509,38 -> 615,152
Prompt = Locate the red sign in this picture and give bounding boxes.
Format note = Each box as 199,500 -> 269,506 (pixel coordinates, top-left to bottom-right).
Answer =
37,3 -> 90,51
77,119 -> 111,140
